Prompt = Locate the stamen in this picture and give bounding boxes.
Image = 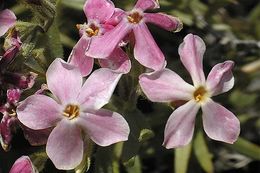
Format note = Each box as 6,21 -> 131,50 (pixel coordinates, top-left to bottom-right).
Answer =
86,24 -> 99,37
62,104 -> 80,120
127,12 -> 143,24
193,86 -> 208,103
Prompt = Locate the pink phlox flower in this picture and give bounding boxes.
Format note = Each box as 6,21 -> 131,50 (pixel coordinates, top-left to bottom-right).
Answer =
17,58 -> 130,170
9,156 -> 38,173
85,0 -> 182,71
0,9 -> 16,37
139,34 -> 240,148
68,0 -> 131,76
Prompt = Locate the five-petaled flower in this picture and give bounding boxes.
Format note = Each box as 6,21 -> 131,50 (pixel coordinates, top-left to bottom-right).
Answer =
17,58 -> 130,170
139,34 -> 240,148
85,0 -> 182,71
68,0 -> 131,76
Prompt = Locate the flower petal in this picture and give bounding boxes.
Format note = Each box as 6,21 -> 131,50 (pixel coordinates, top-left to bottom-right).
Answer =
21,125 -> 52,146
133,23 -> 165,71
68,36 -> 94,77
144,13 -> 182,32
139,68 -> 194,102
17,95 -> 62,130
78,68 -> 122,110
83,0 -> 115,23
10,156 -> 37,173
46,120 -> 83,170
134,0 -> 160,10
178,34 -> 206,86
46,58 -> 82,104
202,99 -> 240,144
0,9 -> 16,37
99,48 -> 131,74
85,20 -> 131,59
105,8 -> 125,26
206,61 -> 234,96
77,109 -> 129,146
163,100 -> 199,148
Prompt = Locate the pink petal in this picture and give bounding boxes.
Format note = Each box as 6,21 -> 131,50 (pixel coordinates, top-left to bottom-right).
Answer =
0,9 -> 16,37
17,94 -> 62,130
0,115 -> 17,151
46,58 -> 82,104
83,0 -> 115,23
10,156 -> 37,173
105,8 -> 125,26
46,120 -> 83,170
85,20 -> 131,59
77,109 -> 129,146
206,61 -> 234,96
99,48 -> 131,74
68,36 -> 94,77
21,125 -> 52,146
178,34 -> 206,86
134,0 -> 160,10
144,13 -> 182,32
78,68 -> 122,110
139,68 -> 194,102
163,100 -> 199,148
202,99 -> 240,144
133,23 -> 165,71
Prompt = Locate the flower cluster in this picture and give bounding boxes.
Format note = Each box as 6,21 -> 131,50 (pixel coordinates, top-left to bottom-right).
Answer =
0,0 -> 240,171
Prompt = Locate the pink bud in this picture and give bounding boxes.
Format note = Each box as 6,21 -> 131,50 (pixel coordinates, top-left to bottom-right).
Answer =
7,89 -> 21,104
9,156 -> 38,173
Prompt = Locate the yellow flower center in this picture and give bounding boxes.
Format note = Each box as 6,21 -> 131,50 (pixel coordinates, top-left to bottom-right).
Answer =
86,23 -> 100,37
77,23 -> 100,37
63,104 -> 80,120
193,86 -> 208,103
127,11 -> 143,24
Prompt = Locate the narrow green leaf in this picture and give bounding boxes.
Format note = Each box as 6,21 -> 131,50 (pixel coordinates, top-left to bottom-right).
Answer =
94,146 -> 113,173
174,143 -> 192,173
121,110 -> 152,164
138,129 -> 154,142
193,131 -> 214,173
125,156 -> 142,173
30,151 -> 48,172
228,137 -> 260,160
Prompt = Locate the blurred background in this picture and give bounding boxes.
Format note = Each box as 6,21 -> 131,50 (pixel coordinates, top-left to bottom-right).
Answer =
0,0 -> 259,172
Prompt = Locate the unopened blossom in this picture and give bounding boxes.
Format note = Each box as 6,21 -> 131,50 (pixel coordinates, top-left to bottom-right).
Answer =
0,88 -> 49,151
85,0 -> 182,71
9,156 -> 38,173
0,29 -> 22,68
17,58 -> 130,170
69,0 -> 131,76
139,34 -> 240,148
0,9 -> 16,37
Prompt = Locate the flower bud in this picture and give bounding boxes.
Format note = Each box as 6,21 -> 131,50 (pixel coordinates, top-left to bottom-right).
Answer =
9,156 -> 38,173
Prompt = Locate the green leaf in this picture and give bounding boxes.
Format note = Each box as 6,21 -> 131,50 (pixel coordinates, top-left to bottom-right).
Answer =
138,129 -> 154,142
20,0 -> 57,31
193,131 -> 214,173
228,137 -> 260,160
94,146 -> 114,173
174,143 -> 192,173
125,156 -> 142,173
29,151 -> 48,172
121,109 -> 152,164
